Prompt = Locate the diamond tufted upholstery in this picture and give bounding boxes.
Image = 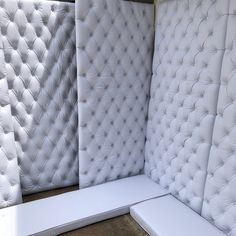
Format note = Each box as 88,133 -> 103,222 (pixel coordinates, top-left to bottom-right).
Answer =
0,0 -> 78,194
76,0 -> 154,188
202,1 -> 236,235
0,1 -> 236,236
145,0 -> 229,213
0,31 -> 22,208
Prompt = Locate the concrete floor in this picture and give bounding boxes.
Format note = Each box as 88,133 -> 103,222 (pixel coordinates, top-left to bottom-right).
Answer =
23,187 -> 148,236
61,214 -> 148,236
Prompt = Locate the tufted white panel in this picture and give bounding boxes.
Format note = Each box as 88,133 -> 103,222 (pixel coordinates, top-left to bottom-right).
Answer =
202,1 -> 236,235
76,0 -> 154,188
0,0 -> 78,194
0,31 -> 22,208
145,0 -> 228,212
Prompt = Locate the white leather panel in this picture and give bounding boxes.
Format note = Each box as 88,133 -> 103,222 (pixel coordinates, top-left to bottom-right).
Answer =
0,32 -> 22,208
0,0 -> 78,194
76,0 -> 154,187
145,0 -> 228,212
202,2 -> 236,236
130,195 -> 226,236
0,175 -> 168,236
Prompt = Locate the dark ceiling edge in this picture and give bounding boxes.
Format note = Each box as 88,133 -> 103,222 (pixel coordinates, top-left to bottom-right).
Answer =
123,0 -> 154,4
49,0 -> 75,3
49,0 -> 154,3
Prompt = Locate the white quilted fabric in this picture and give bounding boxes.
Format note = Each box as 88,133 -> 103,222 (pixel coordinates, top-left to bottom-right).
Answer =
202,1 -> 236,236
145,0 -> 228,212
76,0 -> 154,188
0,31 -> 22,208
0,0 -> 78,194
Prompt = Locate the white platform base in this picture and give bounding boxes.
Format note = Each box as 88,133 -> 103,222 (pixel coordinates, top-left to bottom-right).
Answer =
0,175 -> 168,236
130,195 -> 226,236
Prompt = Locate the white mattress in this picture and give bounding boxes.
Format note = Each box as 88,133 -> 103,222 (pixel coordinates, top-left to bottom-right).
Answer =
0,0 -> 78,194
76,0 -> 154,188
201,1 -> 236,236
0,29 -> 22,208
131,195 -> 226,236
0,175 -> 168,236
145,0 -> 228,213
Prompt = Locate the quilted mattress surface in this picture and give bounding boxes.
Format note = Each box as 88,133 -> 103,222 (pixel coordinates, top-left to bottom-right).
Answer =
0,30 -> 22,208
76,0 -> 154,188
145,0 -> 236,235
0,1 -> 236,236
202,1 -> 236,236
145,0 -> 228,213
0,0 -> 78,194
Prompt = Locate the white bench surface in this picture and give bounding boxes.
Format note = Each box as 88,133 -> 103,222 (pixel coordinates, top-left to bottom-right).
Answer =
130,195 -> 226,236
0,175 -> 168,236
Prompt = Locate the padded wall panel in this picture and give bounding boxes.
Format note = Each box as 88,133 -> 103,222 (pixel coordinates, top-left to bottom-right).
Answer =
145,0 -> 228,212
0,0 -> 78,194
0,32 -> 22,208
76,0 -> 154,187
202,2 -> 236,235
